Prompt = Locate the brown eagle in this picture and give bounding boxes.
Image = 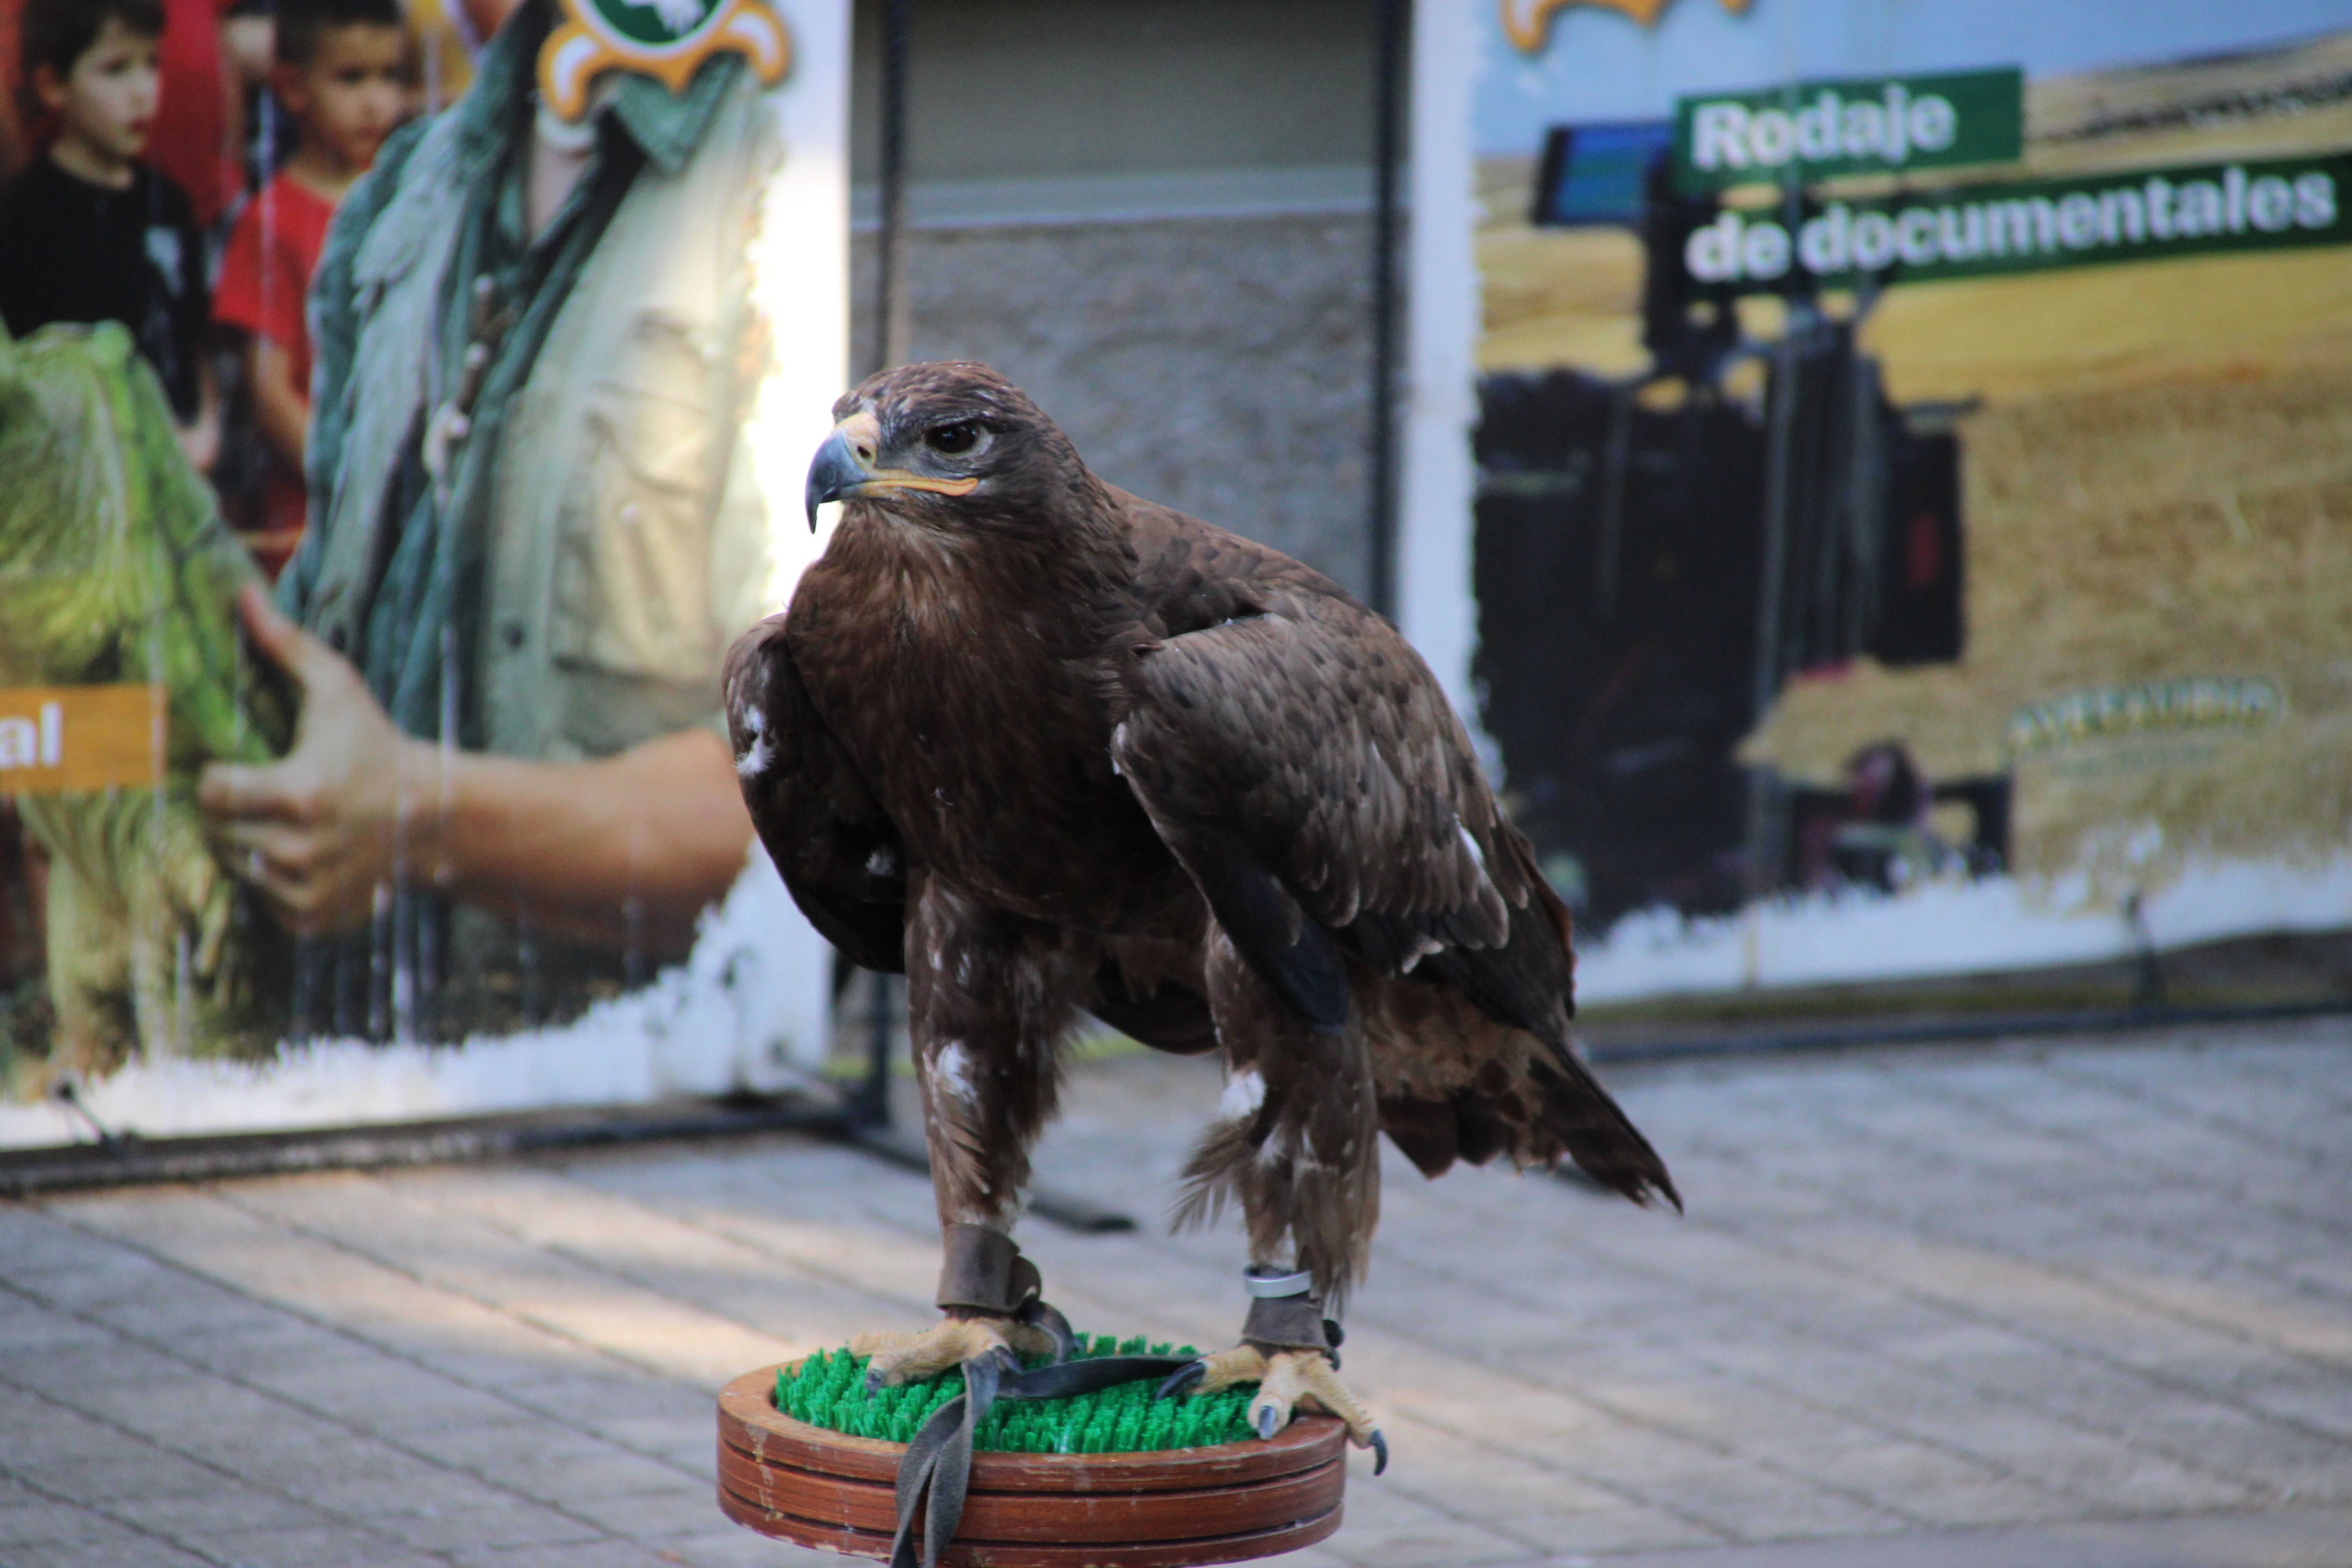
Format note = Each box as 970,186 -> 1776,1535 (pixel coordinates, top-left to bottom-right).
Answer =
726,362 -> 1676,1467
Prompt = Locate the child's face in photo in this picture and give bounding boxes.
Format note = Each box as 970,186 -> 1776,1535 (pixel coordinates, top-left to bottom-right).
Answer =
284,25 -> 408,173
38,18 -> 162,167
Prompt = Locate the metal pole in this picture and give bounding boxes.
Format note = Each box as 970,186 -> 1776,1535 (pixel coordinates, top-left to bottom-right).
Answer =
1742,330 -> 1801,907
1595,383 -> 1633,621
851,968 -> 894,1131
1744,155 -> 1820,906
874,0 -> 912,376
1365,0 -> 1406,620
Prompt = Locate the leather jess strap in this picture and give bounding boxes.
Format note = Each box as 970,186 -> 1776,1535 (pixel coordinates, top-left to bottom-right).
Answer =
936,1223 -> 1043,1316
889,1348 -> 1194,1568
1240,1264 -> 1341,1357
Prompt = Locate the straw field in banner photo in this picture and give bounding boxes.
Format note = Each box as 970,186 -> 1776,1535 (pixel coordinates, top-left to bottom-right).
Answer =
1740,367 -> 2352,904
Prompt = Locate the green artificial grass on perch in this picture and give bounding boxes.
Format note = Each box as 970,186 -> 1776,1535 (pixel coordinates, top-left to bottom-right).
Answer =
777,1334 -> 1258,1453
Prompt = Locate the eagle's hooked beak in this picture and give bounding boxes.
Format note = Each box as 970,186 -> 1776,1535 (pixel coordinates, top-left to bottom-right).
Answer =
804,410 -> 979,530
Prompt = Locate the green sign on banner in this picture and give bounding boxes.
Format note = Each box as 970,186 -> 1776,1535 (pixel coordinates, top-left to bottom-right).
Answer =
1680,153 -> 2349,292
1673,67 -> 2024,194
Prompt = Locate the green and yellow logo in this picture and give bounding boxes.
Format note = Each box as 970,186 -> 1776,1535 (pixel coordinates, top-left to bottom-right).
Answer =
539,0 -> 789,121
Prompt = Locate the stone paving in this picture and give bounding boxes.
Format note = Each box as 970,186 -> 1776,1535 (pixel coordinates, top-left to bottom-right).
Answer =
2,1017 -> 2349,1568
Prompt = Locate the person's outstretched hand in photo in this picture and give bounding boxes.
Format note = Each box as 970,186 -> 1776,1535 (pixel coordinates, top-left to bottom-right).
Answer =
199,586 -> 753,951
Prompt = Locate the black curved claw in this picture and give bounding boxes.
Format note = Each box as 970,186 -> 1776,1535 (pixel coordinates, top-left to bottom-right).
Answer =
1155,1359 -> 1207,1401
1370,1429 -> 1389,1475
1256,1403 -> 1281,1441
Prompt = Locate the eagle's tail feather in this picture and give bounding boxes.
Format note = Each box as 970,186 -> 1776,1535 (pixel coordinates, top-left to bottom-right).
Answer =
1528,1049 -> 1681,1212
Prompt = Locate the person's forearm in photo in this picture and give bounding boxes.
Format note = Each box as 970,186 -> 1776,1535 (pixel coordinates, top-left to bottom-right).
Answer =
197,588 -> 752,954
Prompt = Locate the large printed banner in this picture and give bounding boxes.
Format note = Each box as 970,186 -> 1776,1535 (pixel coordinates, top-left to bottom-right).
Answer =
0,0 -> 851,1146
1470,0 -> 2352,1002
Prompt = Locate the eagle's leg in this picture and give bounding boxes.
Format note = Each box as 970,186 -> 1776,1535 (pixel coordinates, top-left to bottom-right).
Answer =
1166,933 -> 1388,1467
864,883 -> 1080,1390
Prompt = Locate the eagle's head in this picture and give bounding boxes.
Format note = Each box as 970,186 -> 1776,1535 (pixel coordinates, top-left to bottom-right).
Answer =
805,361 -> 1082,532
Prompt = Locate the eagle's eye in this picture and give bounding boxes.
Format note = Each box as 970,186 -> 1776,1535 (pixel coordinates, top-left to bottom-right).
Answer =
924,422 -> 981,456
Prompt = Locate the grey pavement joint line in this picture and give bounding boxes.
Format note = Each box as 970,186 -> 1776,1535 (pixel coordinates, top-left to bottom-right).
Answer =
0,1324 -> 456,1568
1370,1147 -> 2198,1510
1896,1051 -> 2352,1217
2131,1025 -> 2352,1110
2035,1052 -> 2352,1171
1358,1235 -> 2069,1529
203,1181 -> 737,1401
1413,1318 -> 1930,1534
0,1263 -> 632,1559
1371,1075 -> 2333,1508
1805,1067 -> 2352,1367
1847,1066 -> 2352,1326
1876,1060 -> 2352,1251
1661,1126 -> 2352,1485
1653,1048 -> 2348,1336
1675,1128 -> 2333,1486
1382,1397 -> 1749,1546
2209,1042 -> 2352,1118
35,1197 -> 719,1493
373,1160 -> 937,1326
543,1157 -> 969,1314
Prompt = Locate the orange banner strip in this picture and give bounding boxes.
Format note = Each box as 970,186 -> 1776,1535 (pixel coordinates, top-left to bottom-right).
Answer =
0,685 -> 164,795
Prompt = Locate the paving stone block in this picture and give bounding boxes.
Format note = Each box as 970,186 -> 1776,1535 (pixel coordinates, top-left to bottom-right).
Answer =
5,1536 -> 219,1568
663,1525 -> 849,1566
557,1481 -> 730,1538
4,1442 -> 227,1505
369,1495 -> 609,1553
103,1483 -> 331,1539
0,1499 -> 100,1548
162,1520 -> 452,1567
450,1541 -> 682,1568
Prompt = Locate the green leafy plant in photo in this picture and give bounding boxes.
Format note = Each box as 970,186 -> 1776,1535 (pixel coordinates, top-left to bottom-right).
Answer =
0,322 -> 295,1092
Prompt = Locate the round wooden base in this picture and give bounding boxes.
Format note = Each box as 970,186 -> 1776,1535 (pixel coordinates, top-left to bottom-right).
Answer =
717,1363 -> 1347,1567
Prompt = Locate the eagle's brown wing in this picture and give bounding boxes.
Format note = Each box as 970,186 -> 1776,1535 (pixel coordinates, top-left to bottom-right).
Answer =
723,615 -> 906,973
1111,586 -> 1677,1208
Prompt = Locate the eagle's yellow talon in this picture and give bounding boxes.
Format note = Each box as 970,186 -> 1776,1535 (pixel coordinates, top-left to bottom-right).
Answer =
1193,1347 -> 1382,1463
849,1316 -> 1056,1388
1187,1344 -> 1270,1394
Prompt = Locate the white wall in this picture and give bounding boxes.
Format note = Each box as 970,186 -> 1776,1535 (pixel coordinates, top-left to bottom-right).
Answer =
1398,0 -> 1485,743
